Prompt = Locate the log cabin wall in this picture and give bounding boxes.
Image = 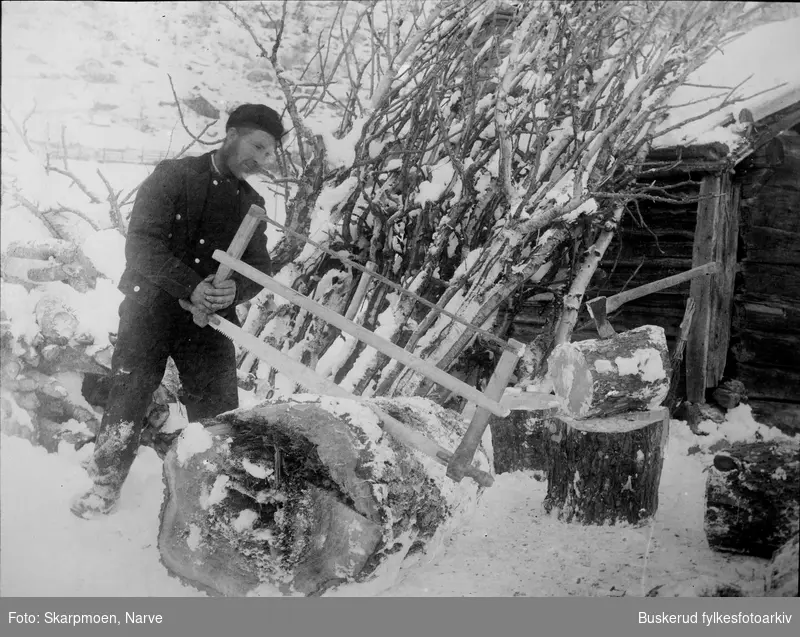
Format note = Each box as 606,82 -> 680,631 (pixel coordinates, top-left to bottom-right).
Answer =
510,174 -> 705,385
509,130 -> 800,433
729,130 -> 800,435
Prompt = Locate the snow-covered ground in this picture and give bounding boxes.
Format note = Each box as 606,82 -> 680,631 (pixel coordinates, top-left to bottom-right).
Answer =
1,404 -> 792,597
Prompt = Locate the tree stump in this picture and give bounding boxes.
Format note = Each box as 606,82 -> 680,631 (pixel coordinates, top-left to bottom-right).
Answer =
704,440 -> 800,558
548,325 -> 670,419
541,326 -> 671,525
543,415 -> 669,525
158,396 -> 487,597
764,531 -> 799,597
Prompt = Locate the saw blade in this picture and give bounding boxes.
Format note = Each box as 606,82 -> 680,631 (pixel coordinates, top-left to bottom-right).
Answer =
209,317 -> 306,393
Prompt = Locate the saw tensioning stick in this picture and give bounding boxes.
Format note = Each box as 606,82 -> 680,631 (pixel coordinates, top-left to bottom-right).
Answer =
212,250 -> 511,419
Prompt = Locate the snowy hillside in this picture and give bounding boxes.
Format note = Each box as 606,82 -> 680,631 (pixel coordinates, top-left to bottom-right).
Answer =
2,1 -> 381,154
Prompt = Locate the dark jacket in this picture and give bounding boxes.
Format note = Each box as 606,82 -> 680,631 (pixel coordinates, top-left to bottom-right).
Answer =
118,152 -> 270,315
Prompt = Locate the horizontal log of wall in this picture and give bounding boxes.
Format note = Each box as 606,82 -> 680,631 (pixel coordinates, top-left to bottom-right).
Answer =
740,263 -> 800,299
732,297 -> 800,334
742,186 -> 800,233
512,171 -> 702,341
729,330 -> 800,370
735,364 -> 800,402
615,235 -> 695,261
647,142 -> 730,162
741,226 -> 800,266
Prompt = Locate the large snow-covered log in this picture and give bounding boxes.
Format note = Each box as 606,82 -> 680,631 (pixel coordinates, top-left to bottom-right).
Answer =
5,240 -> 99,292
6,238 -> 82,263
547,325 -> 670,419
704,440 -> 799,558
158,397 -> 487,597
764,532 -> 799,597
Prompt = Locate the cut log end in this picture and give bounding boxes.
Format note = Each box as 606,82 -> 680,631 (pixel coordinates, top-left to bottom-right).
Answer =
704,440 -> 799,558
34,295 -> 79,343
548,325 -> 670,419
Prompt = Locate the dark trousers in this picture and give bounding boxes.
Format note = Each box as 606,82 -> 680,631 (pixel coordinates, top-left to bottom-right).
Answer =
89,297 -> 238,497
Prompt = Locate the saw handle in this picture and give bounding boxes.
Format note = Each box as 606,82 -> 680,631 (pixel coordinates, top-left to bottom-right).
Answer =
213,204 -> 266,285
186,204 -> 266,326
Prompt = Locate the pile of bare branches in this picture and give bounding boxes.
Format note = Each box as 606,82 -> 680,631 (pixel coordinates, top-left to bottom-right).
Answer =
224,0 -> 757,406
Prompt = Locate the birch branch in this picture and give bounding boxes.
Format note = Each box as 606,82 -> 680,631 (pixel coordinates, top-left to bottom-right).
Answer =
552,206 -> 624,346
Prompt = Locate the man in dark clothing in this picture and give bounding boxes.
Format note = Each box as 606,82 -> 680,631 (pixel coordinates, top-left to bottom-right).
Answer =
71,104 -> 284,518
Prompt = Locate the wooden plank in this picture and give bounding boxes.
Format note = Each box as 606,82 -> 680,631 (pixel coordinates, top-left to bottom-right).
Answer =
446,340 -> 523,482
686,175 -> 722,402
212,250 -> 511,418
708,177 -> 739,385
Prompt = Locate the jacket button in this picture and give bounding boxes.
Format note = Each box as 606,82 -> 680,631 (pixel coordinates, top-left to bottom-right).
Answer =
199,239 -> 205,244
168,233 -> 173,239
176,214 -> 182,220
194,258 -> 200,264
213,180 -> 219,186
133,286 -> 140,292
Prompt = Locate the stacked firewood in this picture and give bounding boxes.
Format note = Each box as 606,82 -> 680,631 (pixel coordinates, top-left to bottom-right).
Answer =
0,239 -> 176,453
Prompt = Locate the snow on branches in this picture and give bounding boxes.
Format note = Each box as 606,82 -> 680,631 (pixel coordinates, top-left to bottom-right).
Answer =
224,0 -> 756,404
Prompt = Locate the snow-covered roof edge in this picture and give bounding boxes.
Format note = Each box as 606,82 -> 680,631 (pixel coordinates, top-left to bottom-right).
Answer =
652,17 -> 800,163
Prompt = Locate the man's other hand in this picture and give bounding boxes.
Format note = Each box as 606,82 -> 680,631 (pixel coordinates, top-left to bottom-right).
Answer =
208,279 -> 236,310
190,274 -> 218,313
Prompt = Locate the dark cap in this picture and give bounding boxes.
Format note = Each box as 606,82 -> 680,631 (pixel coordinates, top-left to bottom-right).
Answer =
226,104 -> 284,141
